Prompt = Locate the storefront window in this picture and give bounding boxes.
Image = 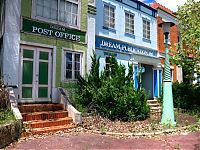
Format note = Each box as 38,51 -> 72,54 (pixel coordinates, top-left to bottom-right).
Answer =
143,19 -> 150,40
65,51 -> 81,80
125,12 -> 134,35
35,0 -> 80,28
103,4 -> 115,29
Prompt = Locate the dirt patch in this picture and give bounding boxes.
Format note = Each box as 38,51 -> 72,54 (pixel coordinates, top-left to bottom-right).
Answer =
82,111 -> 199,134
175,111 -> 199,127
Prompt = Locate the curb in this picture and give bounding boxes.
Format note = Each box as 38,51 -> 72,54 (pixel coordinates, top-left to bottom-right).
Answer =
86,126 -> 189,137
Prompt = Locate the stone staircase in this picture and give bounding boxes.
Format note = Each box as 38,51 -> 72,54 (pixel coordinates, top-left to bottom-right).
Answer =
147,99 -> 162,117
19,104 -> 75,136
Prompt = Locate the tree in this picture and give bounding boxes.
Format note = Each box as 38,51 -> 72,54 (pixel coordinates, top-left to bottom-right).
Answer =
173,0 -> 200,83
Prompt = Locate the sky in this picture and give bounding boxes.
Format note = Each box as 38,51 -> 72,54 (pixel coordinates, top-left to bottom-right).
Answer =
140,0 -> 188,12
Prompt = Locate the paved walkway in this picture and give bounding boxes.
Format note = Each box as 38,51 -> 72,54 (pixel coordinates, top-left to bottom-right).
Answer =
8,132 -> 200,150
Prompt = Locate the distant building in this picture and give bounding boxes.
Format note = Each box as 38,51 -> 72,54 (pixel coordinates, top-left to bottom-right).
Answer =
95,0 -> 162,98
151,2 -> 183,83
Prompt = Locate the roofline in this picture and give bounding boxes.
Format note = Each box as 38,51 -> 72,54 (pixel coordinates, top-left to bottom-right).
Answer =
157,7 -> 177,18
130,0 -> 157,12
116,0 -> 157,13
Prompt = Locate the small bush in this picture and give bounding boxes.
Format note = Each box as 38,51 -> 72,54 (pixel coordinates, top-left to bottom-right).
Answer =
75,53 -> 149,121
0,80 -> 10,109
173,82 -> 200,110
0,109 -> 15,125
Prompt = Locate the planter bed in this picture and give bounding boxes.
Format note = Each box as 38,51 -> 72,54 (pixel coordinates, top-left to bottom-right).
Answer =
0,120 -> 22,148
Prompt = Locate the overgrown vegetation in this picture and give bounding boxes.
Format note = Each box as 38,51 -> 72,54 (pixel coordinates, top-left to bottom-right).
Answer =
173,82 -> 200,111
172,0 -> 200,83
0,80 -> 14,125
75,53 -> 149,121
0,109 -> 15,125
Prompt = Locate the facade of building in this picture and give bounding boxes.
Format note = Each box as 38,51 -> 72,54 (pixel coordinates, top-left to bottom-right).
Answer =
95,0 -> 162,98
0,0 -> 88,103
87,0 -> 96,73
151,2 -> 183,83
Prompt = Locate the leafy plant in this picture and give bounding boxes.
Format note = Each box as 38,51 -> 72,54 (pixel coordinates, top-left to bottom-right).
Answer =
75,53 -> 150,121
173,0 -> 200,83
173,82 -> 200,111
0,109 -> 15,125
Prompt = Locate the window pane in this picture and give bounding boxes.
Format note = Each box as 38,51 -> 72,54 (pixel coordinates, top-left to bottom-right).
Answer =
65,52 -> 81,80
143,19 -> 150,39
58,0 -> 78,26
66,70 -> 72,79
66,52 -> 72,61
72,4 -> 78,14
44,0 -> 50,8
75,62 -> 80,70
104,4 -> 115,29
125,12 -> 134,34
66,1 -> 72,12
36,5 -> 43,16
23,49 -> 34,58
22,87 -> 32,98
75,54 -> 80,62
66,62 -> 72,70
75,71 -> 80,79
38,87 -> 48,98
66,53 -> 72,70
36,0 -> 58,20
72,14 -> 77,26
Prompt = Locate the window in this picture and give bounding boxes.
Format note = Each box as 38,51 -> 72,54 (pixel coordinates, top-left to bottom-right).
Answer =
65,51 -> 82,80
103,4 -> 115,29
143,19 -> 150,40
105,56 -> 111,70
125,12 -> 134,35
35,0 -> 80,27
36,0 -> 58,21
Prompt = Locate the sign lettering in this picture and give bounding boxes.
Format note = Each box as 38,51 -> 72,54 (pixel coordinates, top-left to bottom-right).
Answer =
96,36 -> 158,57
22,18 -> 86,43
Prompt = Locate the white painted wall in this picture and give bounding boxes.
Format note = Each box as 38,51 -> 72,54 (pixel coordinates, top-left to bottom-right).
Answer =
87,13 -> 96,74
96,0 -> 157,50
2,0 -> 21,86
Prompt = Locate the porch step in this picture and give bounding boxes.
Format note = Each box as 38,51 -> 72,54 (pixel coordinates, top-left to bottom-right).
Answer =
19,104 -> 75,136
24,117 -> 73,128
22,124 -> 75,136
147,99 -> 162,116
19,104 -> 64,113
22,111 -> 68,121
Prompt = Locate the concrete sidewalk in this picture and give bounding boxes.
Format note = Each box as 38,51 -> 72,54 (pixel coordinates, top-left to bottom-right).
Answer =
7,132 -> 200,150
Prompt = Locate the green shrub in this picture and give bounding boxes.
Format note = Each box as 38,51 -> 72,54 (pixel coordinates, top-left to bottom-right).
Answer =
75,53 -> 149,121
0,80 -> 10,109
0,109 -> 15,125
173,82 -> 200,110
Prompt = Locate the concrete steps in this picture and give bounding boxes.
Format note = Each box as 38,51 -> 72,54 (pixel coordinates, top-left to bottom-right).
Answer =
147,99 -> 162,116
19,104 -> 74,136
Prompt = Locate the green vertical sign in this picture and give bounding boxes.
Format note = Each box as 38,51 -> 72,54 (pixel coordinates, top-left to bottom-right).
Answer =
22,18 -> 86,43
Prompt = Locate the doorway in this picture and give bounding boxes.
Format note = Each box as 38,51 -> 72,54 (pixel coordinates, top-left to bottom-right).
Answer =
19,45 -> 52,103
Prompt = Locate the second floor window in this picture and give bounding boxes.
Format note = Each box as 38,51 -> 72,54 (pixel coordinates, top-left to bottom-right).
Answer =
143,19 -> 150,40
103,4 -> 115,29
35,0 -> 79,27
125,12 -> 134,35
